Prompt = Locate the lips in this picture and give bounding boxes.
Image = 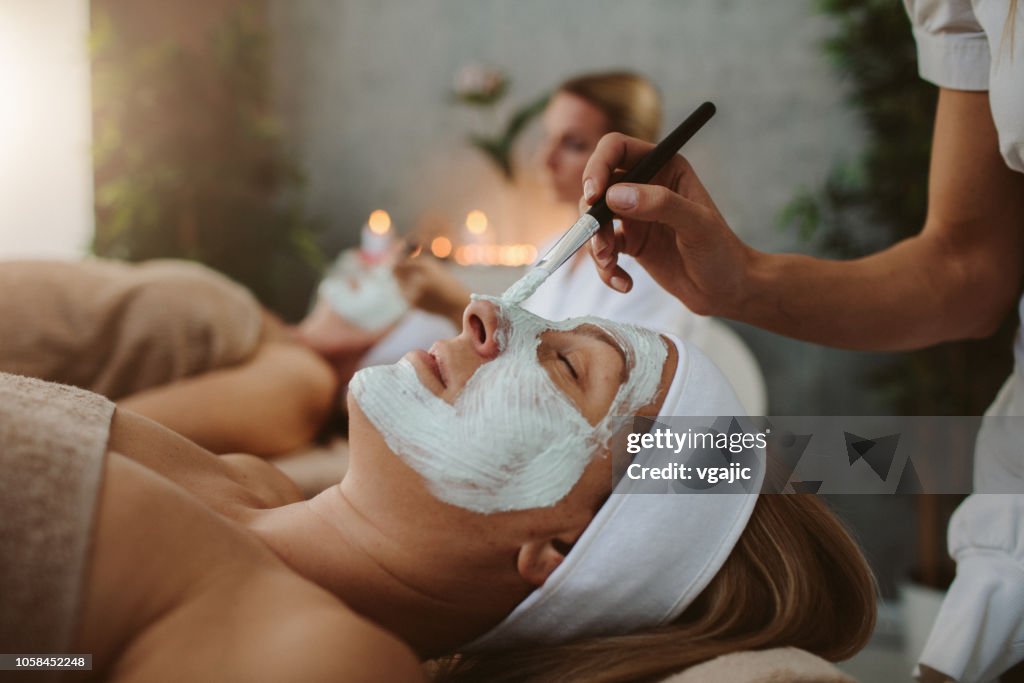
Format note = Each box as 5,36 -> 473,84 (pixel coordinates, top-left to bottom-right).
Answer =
427,345 -> 448,388
410,348 -> 447,392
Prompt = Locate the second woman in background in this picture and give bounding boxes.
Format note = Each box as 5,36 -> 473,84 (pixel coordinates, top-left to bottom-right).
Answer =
396,72 -> 704,339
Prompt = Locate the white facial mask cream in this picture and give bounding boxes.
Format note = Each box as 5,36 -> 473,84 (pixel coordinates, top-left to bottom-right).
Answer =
349,296 -> 667,513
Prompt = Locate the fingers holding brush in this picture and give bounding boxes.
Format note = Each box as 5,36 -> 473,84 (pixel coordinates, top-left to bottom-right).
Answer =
579,132 -> 756,316
582,214 -> 632,293
582,133 -> 657,203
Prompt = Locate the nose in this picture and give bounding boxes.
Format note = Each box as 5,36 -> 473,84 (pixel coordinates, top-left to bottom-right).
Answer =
462,299 -> 501,360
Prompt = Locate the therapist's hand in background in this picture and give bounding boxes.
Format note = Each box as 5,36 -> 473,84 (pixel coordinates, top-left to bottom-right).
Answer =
581,132 -> 753,318
394,253 -> 470,328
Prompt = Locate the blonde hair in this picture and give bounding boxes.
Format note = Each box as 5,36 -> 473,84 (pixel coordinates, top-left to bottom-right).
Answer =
432,495 -> 877,683
558,72 -> 662,143
1001,0 -> 1019,57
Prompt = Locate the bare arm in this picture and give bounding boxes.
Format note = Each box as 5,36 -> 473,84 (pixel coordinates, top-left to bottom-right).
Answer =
120,341 -> 338,456
393,254 -> 471,327
585,89 -> 1024,350
105,408 -> 304,513
741,89 -> 1024,349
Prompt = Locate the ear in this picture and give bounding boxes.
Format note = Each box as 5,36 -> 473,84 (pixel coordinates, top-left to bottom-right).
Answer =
516,535 -> 578,587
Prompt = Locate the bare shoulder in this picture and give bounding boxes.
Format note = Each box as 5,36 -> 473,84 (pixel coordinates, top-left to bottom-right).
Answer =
236,341 -> 340,452
256,601 -> 426,682
256,340 -> 339,411
228,576 -> 426,683
115,570 -> 425,683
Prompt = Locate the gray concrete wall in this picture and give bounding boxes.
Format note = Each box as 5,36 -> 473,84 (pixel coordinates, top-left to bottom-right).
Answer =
268,0 -> 897,415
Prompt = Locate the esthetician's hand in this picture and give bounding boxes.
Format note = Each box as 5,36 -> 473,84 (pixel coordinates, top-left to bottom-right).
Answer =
394,254 -> 471,327
582,133 -> 755,317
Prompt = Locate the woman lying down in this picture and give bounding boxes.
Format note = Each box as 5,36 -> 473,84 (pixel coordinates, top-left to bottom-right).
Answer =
0,298 -> 875,682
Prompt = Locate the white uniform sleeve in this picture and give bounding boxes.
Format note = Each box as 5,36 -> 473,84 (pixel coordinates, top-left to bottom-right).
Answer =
903,0 -> 991,89
917,495 -> 1024,682
905,0 -> 1024,171
972,0 -> 1024,172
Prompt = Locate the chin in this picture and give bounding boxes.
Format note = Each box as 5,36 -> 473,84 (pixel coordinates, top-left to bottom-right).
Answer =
345,392 -> 435,504
554,185 -> 581,206
346,391 -> 370,437
345,390 -> 370,441
345,393 -> 391,464
540,179 -> 568,205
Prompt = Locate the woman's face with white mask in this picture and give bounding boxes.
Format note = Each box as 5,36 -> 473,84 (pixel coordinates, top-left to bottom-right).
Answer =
408,303 -> 629,425
347,298 -> 672,515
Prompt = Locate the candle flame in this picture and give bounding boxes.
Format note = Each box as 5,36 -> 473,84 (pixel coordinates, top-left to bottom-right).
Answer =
368,210 -> 391,235
465,210 -> 488,235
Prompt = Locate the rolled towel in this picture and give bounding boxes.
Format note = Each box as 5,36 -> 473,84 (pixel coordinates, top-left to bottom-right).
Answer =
660,647 -> 857,683
0,372 -> 114,674
0,259 -> 264,398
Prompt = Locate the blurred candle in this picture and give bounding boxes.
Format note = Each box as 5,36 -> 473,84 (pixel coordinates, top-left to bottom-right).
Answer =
463,209 -> 489,246
361,209 -> 393,258
465,209 -> 487,235
430,236 -> 453,259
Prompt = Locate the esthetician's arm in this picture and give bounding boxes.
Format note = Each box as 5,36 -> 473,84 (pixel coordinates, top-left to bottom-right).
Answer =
584,89 -> 1024,351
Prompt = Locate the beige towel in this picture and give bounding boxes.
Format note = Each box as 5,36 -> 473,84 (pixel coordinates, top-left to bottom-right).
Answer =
0,373 -> 114,664
660,647 -> 857,683
0,259 -> 264,399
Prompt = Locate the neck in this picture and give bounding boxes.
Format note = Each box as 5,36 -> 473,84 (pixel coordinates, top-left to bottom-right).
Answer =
246,484 -> 529,657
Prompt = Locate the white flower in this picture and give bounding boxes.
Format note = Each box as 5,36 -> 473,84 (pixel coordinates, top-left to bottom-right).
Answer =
453,64 -> 507,104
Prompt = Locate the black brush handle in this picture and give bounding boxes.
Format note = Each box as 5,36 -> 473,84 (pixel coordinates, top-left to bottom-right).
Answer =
586,101 -> 716,225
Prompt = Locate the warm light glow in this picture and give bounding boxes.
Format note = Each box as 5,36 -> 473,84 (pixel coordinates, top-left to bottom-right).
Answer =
0,0 -> 93,259
430,236 -> 453,259
450,243 -> 536,266
368,209 -> 391,234
465,209 -> 488,235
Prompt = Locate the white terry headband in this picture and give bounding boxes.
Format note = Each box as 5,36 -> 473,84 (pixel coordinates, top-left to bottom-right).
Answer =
465,334 -> 764,651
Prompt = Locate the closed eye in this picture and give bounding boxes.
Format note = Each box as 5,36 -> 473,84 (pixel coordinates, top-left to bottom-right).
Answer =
563,138 -> 589,153
558,351 -> 578,381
